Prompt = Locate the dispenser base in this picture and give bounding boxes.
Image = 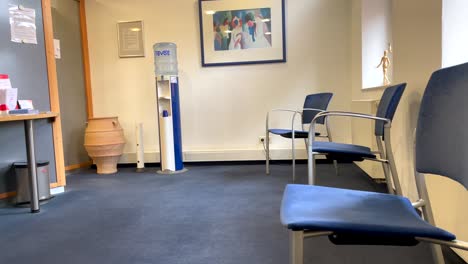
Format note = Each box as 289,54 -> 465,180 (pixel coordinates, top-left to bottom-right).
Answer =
157,168 -> 188,175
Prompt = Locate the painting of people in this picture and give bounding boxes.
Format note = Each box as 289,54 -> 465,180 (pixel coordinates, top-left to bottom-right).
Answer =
212,8 -> 272,51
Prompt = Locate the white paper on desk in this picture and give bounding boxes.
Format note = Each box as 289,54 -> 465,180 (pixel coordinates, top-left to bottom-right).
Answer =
0,88 -> 18,110
9,5 -> 37,44
18,100 -> 34,110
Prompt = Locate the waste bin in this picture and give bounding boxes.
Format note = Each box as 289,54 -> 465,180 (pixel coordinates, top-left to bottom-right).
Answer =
13,161 -> 52,205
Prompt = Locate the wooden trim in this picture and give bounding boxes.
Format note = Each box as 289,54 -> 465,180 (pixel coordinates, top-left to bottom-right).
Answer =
0,112 -> 58,122
79,0 -> 94,119
65,161 -> 92,171
0,191 -> 16,200
0,183 -> 61,200
42,0 -> 66,187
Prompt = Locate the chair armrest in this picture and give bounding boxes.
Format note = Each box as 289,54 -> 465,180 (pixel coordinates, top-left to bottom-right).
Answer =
266,109 -> 301,133
302,108 -> 326,113
416,237 -> 468,251
270,108 -> 301,114
306,111 -> 391,140
313,111 -> 391,124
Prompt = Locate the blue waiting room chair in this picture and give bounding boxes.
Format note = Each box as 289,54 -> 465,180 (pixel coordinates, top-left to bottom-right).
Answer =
307,83 -> 406,195
280,63 -> 468,264
265,93 -> 334,181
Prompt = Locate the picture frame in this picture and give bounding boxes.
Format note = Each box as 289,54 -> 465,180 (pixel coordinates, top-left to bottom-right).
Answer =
198,0 -> 286,67
117,20 -> 145,58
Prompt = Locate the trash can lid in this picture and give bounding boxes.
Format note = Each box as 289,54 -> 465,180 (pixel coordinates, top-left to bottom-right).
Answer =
13,161 -> 50,168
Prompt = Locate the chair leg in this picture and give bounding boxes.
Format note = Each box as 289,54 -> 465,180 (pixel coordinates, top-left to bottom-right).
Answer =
292,138 -> 296,182
290,230 -> 304,264
382,162 -> 395,195
415,171 -> 447,264
308,152 -> 316,185
266,132 -> 270,175
388,152 -> 403,195
333,160 -> 339,176
325,120 -> 338,176
430,244 -> 446,264
383,132 -> 403,195
376,137 -> 395,194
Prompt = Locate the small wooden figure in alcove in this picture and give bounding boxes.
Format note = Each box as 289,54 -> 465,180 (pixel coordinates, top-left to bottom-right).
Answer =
377,44 -> 392,85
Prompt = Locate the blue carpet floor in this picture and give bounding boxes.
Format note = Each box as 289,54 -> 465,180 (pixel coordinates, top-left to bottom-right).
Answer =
0,163 -> 463,264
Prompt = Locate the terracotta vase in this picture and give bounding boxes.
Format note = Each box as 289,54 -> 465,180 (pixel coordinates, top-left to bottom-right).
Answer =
84,117 -> 125,174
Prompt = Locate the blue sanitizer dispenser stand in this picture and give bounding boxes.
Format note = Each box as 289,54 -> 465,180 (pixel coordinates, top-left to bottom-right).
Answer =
154,43 -> 186,174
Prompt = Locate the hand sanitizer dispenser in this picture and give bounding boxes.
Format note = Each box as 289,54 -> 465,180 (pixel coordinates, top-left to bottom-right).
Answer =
154,43 -> 186,174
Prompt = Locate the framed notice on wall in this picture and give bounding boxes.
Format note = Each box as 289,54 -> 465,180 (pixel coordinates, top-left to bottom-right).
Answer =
117,20 -> 145,58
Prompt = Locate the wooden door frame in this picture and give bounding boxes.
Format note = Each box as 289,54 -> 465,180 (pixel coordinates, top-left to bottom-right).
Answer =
79,0 -> 94,119
42,0 -> 66,187
0,0 -> 94,199
46,0 -> 95,173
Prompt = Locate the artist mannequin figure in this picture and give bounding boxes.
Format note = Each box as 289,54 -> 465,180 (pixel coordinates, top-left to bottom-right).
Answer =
377,50 -> 391,85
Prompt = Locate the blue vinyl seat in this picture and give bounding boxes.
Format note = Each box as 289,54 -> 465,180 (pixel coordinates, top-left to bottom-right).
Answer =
281,185 -> 455,242
269,129 -> 320,139
266,93 -> 334,181
307,83 -> 406,195
312,141 -> 376,161
280,63 -> 468,264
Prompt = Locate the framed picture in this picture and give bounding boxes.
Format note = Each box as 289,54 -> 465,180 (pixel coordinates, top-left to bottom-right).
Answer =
117,20 -> 145,58
198,0 -> 286,67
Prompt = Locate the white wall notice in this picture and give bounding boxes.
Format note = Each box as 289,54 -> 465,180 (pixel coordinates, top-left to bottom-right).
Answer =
54,39 -> 61,59
9,5 -> 37,44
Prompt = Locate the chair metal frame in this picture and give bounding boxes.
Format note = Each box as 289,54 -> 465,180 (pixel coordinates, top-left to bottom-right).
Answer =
284,64 -> 468,264
288,228 -> 468,264
265,108 -> 333,182
307,111 -> 402,195
286,112 -> 468,264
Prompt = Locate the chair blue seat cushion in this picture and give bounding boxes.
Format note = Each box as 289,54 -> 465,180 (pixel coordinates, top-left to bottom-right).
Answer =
281,184 -> 456,242
269,129 -> 320,138
312,141 -> 376,161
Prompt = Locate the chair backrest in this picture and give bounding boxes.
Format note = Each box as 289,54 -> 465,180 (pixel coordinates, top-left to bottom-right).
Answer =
416,62 -> 468,189
374,83 -> 406,137
302,93 -> 333,124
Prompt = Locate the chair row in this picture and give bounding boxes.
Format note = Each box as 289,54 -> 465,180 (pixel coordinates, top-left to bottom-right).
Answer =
279,62 -> 468,264
266,83 -> 405,196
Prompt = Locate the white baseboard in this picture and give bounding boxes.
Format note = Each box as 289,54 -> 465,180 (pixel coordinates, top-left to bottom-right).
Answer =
119,148 -> 310,164
51,186 -> 65,195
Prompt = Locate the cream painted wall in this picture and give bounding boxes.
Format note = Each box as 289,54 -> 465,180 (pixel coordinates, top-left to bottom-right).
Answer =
353,0 -> 467,260
85,0 -> 352,162
392,5 -> 467,261
361,0 -> 392,89
391,0 -> 443,200
352,0 -> 440,199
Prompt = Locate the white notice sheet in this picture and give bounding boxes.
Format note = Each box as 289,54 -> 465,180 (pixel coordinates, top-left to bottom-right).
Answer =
9,5 -> 37,44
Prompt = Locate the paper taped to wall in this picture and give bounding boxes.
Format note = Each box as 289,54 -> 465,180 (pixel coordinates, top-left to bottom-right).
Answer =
54,39 -> 61,59
9,5 -> 37,44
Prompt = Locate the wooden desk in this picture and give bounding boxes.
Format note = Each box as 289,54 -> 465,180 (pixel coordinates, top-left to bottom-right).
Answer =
0,112 -> 59,213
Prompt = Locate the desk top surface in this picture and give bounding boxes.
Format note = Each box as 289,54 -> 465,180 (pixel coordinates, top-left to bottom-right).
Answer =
0,112 -> 58,122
